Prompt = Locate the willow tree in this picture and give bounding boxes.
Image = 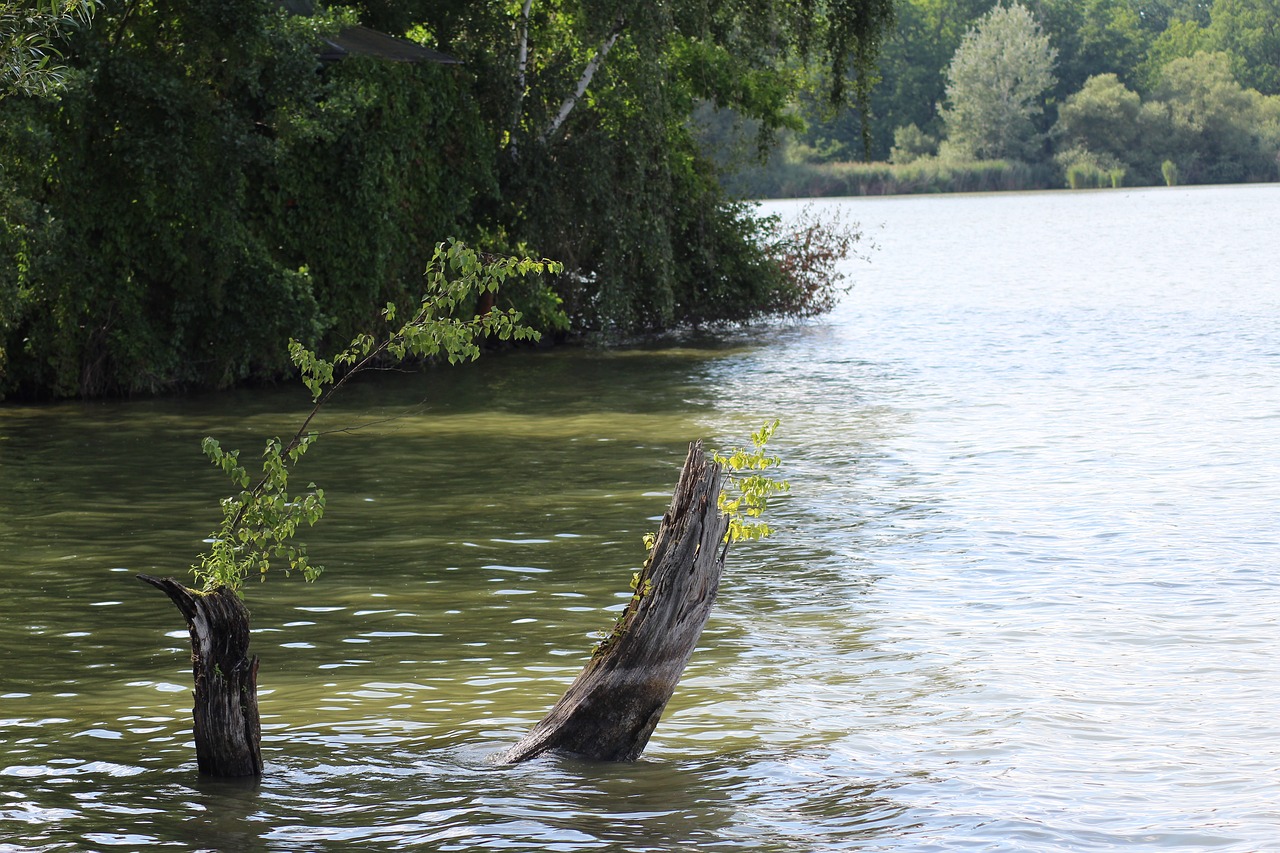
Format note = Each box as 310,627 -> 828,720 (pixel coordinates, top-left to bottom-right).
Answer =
377,0 -> 898,333
139,242 -> 557,777
0,0 -> 96,97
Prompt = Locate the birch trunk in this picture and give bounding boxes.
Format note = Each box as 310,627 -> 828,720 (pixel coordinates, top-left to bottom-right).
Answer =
539,20 -> 624,144
509,0 -> 534,160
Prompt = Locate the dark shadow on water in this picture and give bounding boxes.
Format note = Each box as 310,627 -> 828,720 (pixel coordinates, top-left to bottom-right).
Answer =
166,774 -> 271,853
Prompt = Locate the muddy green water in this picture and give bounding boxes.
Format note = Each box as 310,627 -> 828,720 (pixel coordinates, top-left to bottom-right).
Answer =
3,184 -> 1280,851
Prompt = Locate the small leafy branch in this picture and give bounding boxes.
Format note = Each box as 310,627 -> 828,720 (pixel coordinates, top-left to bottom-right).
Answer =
714,419 -> 790,543
632,420 -> 789,588
192,240 -> 560,593
595,422 -> 789,655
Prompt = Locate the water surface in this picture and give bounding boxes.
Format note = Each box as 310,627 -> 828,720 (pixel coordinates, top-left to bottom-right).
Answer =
2,184 -> 1278,850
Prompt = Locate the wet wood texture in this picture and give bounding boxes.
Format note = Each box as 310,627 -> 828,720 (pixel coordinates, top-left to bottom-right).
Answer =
499,441 -> 729,762
138,575 -> 263,777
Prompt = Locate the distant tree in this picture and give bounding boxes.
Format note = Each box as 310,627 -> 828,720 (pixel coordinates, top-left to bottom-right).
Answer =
1052,50 -> 1280,186
1053,72 -> 1165,181
1136,18 -> 1208,91
1153,51 -> 1279,182
1259,94 -> 1280,164
1130,0 -> 1212,33
940,1 -> 1058,161
890,122 -> 938,163
863,0 -> 995,160
1074,0 -> 1150,89
1056,74 -> 1144,151
1205,0 -> 1280,94
1028,0 -> 1150,100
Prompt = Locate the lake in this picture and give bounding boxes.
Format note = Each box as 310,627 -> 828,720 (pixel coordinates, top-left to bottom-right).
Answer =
2,183 -> 1278,851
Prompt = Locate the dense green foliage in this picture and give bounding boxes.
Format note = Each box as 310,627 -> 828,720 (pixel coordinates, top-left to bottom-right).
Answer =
194,241 -> 555,593
469,0 -> 895,333
1,0 -> 95,96
757,0 -> 1280,191
0,0 -> 499,397
0,0 -> 894,399
1056,52 -> 1280,184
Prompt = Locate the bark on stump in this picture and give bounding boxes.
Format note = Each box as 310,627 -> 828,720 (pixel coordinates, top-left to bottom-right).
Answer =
499,441 -> 730,763
138,574 -> 263,777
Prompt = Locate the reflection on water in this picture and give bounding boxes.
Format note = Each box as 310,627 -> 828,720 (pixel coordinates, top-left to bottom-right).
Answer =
3,184 -> 1280,850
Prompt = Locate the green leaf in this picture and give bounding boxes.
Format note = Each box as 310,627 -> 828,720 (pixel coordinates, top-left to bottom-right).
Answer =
713,421 -> 790,545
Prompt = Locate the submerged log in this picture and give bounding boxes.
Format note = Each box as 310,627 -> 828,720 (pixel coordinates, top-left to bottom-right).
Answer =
499,441 -> 730,763
137,575 -> 263,777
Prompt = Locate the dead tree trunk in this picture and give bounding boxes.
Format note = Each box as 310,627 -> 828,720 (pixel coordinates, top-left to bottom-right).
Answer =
137,575 -> 263,777
499,441 -> 730,763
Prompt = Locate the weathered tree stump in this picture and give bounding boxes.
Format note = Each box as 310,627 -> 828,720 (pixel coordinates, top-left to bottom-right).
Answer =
499,441 -> 730,763
137,574 -> 263,777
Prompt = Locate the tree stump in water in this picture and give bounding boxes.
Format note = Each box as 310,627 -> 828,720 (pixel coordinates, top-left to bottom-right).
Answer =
499,441 -> 730,763
137,574 -> 263,777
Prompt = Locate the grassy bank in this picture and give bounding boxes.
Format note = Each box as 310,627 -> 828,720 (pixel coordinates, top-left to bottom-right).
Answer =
726,156 -> 1058,198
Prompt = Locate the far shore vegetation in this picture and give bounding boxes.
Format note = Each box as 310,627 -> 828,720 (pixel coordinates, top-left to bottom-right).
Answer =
713,1 -> 1280,198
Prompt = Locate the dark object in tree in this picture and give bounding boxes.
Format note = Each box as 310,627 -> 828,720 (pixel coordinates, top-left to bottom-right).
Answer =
317,26 -> 460,65
499,442 -> 729,763
276,0 -> 460,65
137,575 -> 263,777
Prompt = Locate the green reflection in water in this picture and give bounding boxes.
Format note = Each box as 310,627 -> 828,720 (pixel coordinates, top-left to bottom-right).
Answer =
0,345 -> 772,763
0,338 -> 901,850
0,334 -> 905,850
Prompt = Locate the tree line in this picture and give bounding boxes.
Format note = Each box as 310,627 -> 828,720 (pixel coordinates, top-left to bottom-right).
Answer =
0,0 -> 889,399
737,0 -> 1280,193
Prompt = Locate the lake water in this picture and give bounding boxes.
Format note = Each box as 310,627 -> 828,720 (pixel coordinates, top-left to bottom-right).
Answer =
2,184 -> 1278,851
